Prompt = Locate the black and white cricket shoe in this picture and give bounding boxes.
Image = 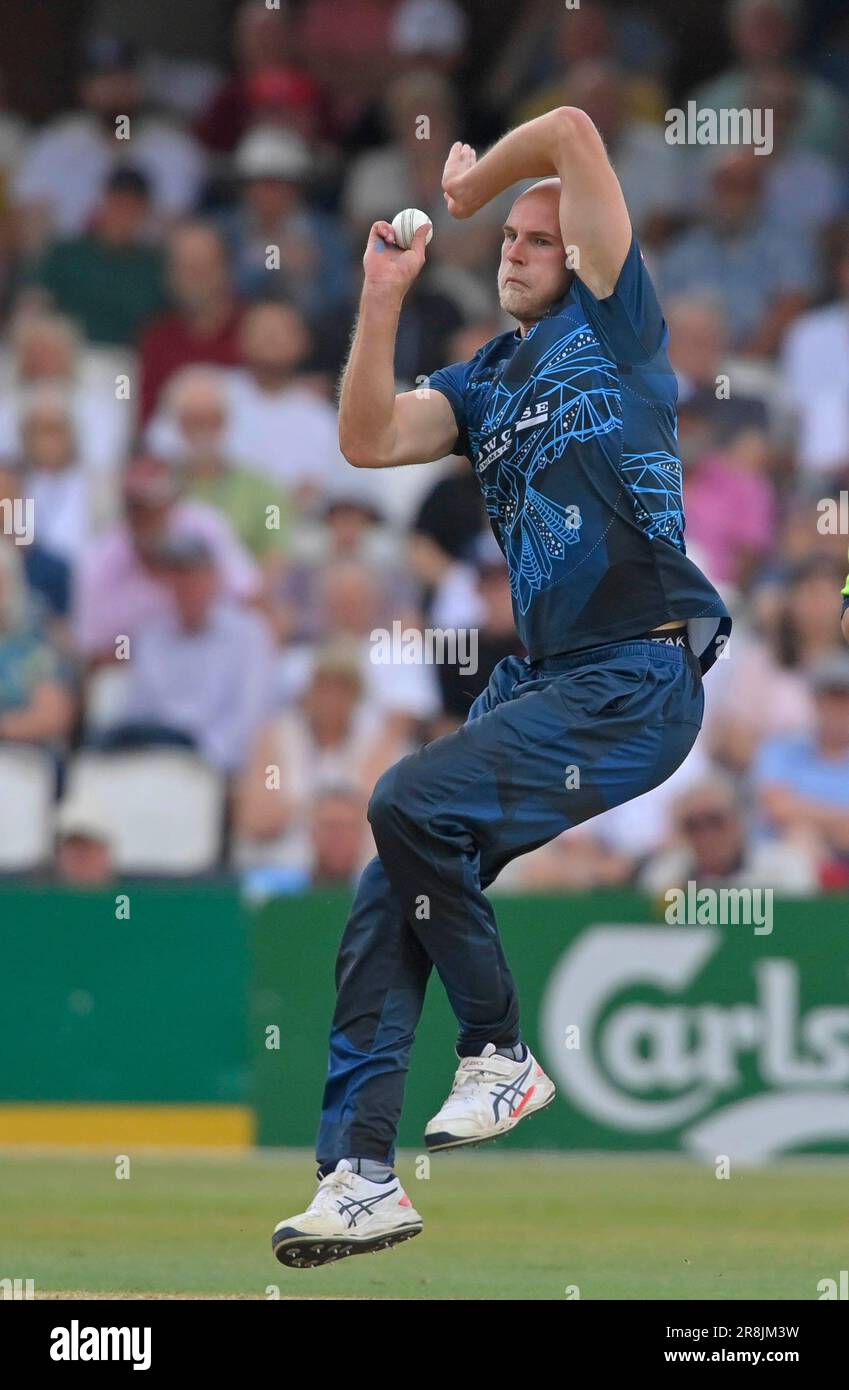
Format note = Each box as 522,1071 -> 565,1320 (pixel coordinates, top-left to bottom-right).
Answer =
272,1160 -> 423,1268
425,1043 -> 556,1152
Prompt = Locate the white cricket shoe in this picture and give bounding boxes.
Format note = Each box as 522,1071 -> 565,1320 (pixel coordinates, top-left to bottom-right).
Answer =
272,1160 -> 423,1268
425,1043 -> 556,1152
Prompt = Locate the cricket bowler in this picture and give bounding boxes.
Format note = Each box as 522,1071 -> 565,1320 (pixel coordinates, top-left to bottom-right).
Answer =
272,105 -> 732,1267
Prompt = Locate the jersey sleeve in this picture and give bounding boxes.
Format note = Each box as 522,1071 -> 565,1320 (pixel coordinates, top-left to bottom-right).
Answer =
572,231 -> 667,366
426,358 -> 472,457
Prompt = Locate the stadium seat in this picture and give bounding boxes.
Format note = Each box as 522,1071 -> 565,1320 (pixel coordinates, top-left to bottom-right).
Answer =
65,749 -> 225,874
83,664 -> 133,733
0,744 -> 56,871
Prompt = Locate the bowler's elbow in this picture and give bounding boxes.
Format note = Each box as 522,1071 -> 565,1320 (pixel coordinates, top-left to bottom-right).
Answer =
553,105 -> 604,150
339,438 -> 372,468
340,430 -> 395,468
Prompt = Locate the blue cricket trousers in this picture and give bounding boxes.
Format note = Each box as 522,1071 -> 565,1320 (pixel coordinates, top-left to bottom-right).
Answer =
316,638 -> 704,1169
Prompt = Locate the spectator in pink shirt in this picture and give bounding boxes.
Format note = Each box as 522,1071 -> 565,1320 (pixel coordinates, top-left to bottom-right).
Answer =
684,429 -> 777,590
73,454 -> 260,662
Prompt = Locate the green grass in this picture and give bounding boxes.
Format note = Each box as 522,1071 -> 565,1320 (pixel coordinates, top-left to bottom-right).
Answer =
1,1149 -> 846,1300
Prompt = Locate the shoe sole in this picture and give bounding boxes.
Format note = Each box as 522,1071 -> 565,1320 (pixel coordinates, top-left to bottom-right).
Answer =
272,1222 -> 423,1269
424,1087 -> 556,1153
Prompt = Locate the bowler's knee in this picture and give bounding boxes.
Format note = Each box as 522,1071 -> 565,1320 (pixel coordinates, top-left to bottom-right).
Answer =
368,758 -> 416,844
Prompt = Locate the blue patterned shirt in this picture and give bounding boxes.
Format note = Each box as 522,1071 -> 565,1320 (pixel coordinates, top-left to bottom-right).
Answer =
428,233 -> 731,673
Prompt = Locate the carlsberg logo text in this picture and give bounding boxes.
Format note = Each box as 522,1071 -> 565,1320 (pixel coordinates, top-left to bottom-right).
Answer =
541,929 -> 849,1160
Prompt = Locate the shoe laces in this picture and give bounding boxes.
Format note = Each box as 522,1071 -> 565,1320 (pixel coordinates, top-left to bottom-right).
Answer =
307,1167 -> 355,1215
442,1057 -> 507,1110
457,1061 -> 500,1088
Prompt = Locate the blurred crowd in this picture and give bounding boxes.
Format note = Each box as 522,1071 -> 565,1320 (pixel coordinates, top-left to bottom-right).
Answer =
1,0 -> 849,896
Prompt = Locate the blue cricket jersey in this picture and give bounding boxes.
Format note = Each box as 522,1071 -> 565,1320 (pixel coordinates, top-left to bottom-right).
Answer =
427,233 -> 732,674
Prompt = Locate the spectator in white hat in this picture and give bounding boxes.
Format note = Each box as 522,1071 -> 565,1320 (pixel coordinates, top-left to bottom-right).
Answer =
55,793 -> 115,886
221,125 -> 352,317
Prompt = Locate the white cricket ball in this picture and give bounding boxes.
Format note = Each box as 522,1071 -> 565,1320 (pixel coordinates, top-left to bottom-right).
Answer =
391,208 -> 433,250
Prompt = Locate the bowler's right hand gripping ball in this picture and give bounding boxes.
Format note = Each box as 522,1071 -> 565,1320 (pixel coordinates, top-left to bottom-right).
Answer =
391,208 -> 433,250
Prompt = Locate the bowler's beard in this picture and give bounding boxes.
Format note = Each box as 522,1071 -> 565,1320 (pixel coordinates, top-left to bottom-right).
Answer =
498,274 -> 571,331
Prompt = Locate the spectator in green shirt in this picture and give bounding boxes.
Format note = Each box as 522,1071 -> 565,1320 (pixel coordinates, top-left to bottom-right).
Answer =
31,166 -> 166,347
150,363 -> 291,569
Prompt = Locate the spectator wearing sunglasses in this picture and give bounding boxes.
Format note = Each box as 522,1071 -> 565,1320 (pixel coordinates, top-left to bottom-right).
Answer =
639,772 -> 816,897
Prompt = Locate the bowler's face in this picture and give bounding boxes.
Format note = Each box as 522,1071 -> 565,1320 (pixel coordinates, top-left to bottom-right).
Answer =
498,189 -> 572,331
